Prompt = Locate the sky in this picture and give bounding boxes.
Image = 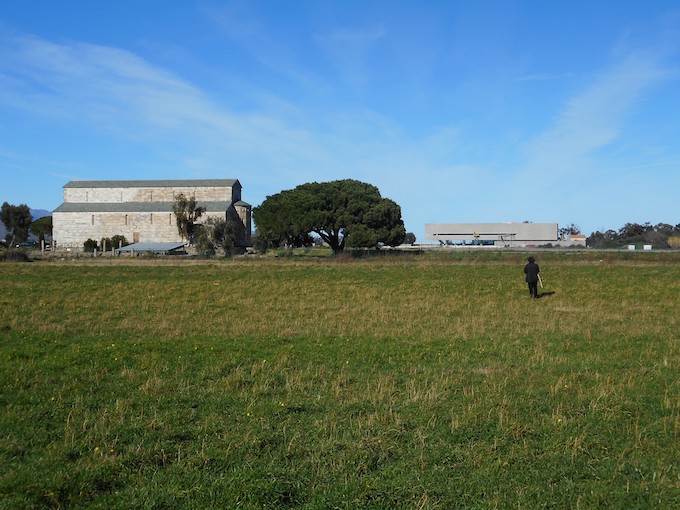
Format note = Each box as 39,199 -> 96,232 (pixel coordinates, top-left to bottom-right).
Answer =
1,0 -> 679,240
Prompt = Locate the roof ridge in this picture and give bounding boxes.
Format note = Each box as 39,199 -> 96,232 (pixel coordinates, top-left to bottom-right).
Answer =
64,179 -> 240,188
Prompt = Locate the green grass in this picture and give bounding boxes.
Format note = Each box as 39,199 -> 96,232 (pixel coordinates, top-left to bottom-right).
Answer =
1,252 -> 679,509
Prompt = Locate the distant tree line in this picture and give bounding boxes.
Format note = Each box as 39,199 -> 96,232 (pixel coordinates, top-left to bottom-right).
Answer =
587,222 -> 680,249
3,198 -> 678,253
1,202 -> 54,248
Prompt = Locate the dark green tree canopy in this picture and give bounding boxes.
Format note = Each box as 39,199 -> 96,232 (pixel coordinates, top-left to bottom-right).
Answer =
253,179 -> 406,253
30,215 -> 52,241
1,202 -> 32,246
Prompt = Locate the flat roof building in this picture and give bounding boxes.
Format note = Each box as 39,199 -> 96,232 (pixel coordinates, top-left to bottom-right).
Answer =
425,222 -> 558,247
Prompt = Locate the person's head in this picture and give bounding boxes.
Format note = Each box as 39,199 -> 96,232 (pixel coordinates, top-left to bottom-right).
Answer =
528,256 -> 535,263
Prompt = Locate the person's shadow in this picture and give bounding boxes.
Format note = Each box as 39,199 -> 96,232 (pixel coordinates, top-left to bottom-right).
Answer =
537,291 -> 555,298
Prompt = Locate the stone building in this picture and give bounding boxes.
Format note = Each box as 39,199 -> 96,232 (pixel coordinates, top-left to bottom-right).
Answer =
52,179 -> 251,250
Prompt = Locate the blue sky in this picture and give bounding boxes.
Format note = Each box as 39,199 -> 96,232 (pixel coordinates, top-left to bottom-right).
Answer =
1,1 -> 679,239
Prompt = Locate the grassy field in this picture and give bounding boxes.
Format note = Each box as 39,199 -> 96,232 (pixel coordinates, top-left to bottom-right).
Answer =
1,251 -> 679,509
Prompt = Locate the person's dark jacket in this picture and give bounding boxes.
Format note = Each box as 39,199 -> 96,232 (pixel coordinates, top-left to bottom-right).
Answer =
524,262 -> 540,283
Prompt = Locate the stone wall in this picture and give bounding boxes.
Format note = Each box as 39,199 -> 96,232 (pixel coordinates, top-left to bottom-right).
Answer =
53,210 -> 189,247
53,180 -> 250,250
63,184 -> 237,204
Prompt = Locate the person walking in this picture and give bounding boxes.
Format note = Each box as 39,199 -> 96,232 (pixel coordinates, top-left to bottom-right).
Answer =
524,256 -> 540,298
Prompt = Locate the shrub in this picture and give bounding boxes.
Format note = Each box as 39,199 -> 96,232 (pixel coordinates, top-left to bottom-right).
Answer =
100,237 -> 113,252
2,250 -> 30,262
110,235 -> 129,249
83,238 -> 98,252
193,225 -> 215,258
99,235 -> 129,252
252,231 -> 270,253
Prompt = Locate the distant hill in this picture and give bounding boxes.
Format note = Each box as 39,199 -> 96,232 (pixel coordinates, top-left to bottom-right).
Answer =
31,209 -> 52,220
0,208 -> 52,240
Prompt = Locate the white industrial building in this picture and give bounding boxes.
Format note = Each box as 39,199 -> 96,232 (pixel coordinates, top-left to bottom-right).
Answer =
425,223 -> 559,247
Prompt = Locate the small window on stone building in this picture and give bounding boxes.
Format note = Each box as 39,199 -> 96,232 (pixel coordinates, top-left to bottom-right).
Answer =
91,215 -> 95,225
169,214 -> 172,225
125,214 -> 128,226
150,213 -> 153,224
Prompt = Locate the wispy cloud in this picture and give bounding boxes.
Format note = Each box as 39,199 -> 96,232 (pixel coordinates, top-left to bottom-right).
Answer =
0,30 -> 418,207
518,50 -> 670,189
314,25 -> 387,87
197,0 -> 262,39
1,34 -> 212,130
0,33 -> 319,173
0,29 -> 537,228
461,47 -> 678,226
198,1 -> 316,86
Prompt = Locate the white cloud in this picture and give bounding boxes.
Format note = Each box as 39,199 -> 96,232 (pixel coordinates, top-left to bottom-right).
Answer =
0,33 -> 321,169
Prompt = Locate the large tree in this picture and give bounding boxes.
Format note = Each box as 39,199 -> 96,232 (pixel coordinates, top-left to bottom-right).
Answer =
253,179 -> 406,253
1,202 -> 32,247
172,194 -> 205,244
250,191 -> 307,249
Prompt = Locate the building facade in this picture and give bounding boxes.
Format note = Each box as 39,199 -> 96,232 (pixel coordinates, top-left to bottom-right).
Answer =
425,223 -> 558,247
53,179 -> 251,249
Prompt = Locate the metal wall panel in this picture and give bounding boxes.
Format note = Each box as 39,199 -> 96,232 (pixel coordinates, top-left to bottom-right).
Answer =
425,223 -> 558,242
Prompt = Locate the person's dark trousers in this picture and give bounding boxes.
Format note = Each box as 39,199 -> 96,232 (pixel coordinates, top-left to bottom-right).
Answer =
528,282 -> 538,298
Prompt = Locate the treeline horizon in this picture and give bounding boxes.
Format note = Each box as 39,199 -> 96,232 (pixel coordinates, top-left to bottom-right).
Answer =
1,200 -> 679,250
586,221 -> 680,249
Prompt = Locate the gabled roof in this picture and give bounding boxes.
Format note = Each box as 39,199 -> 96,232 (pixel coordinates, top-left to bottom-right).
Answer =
53,201 -> 233,213
63,179 -> 240,188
